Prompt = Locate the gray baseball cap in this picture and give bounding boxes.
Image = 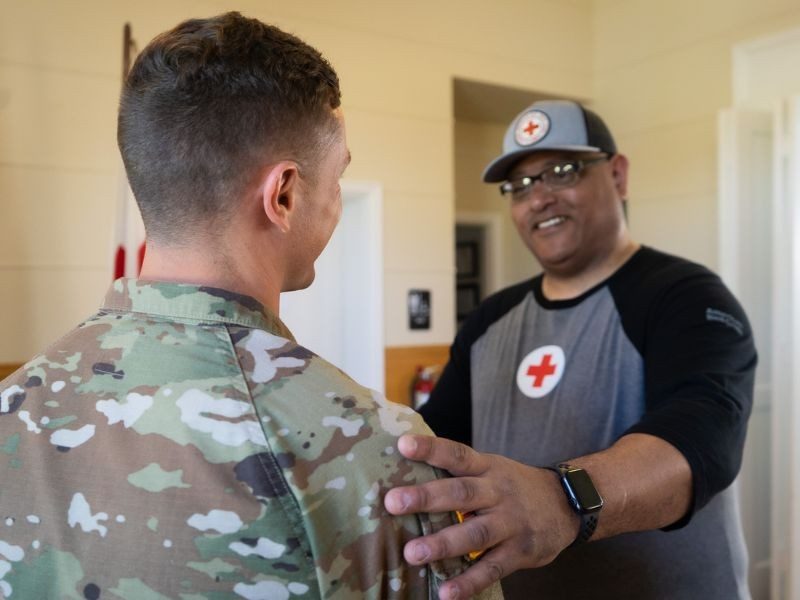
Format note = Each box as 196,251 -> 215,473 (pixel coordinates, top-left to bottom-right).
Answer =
482,99 -> 617,182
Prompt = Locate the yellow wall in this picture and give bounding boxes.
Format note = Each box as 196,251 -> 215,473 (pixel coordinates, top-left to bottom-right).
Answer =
591,0 -> 800,271
0,0 -> 592,362
6,0 -> 800,364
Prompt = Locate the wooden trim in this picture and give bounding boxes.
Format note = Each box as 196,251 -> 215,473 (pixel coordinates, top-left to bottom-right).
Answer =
385,345 -> 450,407
0,363 -> 23,381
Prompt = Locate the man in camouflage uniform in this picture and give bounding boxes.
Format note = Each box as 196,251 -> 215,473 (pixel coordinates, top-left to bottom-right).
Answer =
0,13 -> 502,600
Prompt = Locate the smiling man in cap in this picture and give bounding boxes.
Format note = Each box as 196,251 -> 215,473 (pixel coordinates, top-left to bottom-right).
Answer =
385,99 -> 757,599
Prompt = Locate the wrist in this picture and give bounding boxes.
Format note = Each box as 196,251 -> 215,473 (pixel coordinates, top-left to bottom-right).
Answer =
556,475 -> 583,547
545,463 -> 604,547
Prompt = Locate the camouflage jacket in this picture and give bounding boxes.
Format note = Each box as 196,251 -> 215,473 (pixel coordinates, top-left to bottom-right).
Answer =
0,279 -> 502,600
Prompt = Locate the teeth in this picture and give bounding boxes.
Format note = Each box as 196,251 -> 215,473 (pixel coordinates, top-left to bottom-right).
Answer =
536,216 -> 565,230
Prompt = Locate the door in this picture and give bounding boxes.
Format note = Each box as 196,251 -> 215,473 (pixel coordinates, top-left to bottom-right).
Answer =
770,96 -> 800,600
718,108 -> 773,599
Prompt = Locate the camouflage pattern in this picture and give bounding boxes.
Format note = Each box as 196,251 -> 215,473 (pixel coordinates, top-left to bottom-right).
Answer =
0,279 -> 502,600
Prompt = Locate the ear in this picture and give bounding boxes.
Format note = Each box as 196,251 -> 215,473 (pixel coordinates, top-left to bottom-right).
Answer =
260,161 -> 300,233
609,153 -> 630,200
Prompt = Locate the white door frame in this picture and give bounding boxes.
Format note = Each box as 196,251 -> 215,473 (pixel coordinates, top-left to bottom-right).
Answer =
341,180 -> 384,393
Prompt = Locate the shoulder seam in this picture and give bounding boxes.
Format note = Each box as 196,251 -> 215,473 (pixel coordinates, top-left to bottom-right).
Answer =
223,324 -> 316,565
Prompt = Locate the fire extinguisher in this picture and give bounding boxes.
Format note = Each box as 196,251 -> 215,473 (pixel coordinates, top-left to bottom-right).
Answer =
412,366 -> 435,410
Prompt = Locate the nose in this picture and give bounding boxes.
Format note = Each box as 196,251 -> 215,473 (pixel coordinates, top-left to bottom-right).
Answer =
523,182 -> 557,211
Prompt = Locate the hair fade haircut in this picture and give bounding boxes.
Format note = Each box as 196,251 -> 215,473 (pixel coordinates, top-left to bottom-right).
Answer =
117,12 -> 342,242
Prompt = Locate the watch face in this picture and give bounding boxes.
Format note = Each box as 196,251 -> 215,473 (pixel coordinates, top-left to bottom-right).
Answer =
563,468 -> 603,513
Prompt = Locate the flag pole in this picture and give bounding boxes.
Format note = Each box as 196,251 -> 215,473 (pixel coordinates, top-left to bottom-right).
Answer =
113,23 -> 142,280
123,23 -> 133,82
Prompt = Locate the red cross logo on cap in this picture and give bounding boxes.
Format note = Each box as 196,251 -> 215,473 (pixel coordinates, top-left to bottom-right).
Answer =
516,345 -> 565,398
523,121 -> 539,136
514,110 -> 550,147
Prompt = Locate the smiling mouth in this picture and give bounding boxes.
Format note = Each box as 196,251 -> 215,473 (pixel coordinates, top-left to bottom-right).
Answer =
534,216 -> 567,230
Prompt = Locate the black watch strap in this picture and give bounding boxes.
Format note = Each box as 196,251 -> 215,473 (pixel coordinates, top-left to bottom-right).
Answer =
573,512 -> 599,546
546,464 -> 602,547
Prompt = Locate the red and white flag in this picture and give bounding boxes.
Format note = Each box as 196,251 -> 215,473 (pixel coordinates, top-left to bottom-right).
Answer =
112,167 -> 146,280
113,24 -> 144,280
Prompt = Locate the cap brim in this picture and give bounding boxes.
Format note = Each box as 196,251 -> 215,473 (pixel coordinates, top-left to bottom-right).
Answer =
481,144 -> 603,183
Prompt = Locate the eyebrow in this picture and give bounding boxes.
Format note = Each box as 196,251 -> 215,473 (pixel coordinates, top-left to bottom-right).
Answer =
509,157 -> 577,179
510,162 -> 556,179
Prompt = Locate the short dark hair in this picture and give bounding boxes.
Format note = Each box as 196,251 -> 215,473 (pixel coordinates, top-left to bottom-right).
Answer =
118,12 -> 342,242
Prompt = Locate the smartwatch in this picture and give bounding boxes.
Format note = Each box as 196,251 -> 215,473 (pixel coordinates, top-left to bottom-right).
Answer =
546,463 -> 604,546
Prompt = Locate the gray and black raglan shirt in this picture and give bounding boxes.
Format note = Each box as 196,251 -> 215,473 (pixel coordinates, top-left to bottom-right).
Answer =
420,247 -> 756,599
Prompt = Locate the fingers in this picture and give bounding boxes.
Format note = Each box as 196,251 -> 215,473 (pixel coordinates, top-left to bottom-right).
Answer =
384,475 -> 494,516
402,512 -> 505,567
436,545 -> 512,600
396,434 -> 487,476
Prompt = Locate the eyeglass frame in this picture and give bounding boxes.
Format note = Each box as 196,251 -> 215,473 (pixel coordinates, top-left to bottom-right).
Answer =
499,154 -> 612,200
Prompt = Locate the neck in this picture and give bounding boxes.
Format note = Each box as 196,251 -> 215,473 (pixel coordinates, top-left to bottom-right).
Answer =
138,239 -> 283,315
542,238 -> 640,300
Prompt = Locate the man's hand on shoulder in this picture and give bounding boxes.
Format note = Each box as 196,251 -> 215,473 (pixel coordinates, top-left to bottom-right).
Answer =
383,434 -> 579,600
385,432 -> 694,599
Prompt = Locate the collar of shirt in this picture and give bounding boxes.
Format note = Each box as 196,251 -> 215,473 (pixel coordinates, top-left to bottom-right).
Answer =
102,278 -> 294,341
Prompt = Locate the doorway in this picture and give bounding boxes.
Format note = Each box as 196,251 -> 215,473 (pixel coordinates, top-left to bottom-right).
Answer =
719,26 -> 800,600
279,180 -> 384,393
454,213 -> 502,327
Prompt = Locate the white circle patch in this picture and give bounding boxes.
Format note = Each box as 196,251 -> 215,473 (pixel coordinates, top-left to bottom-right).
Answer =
516,345 -> 565,398
514,110 -> 550,147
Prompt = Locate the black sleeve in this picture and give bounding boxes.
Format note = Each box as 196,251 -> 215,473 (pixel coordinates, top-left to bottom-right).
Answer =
613,252 -> 757,526
418,332 -> 473,445
419,278 -> 536,446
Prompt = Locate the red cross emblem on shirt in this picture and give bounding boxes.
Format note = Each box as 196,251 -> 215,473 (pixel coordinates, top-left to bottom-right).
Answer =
526,353 -> 556,388
516,345 -> 565,398
523,121 -> 538,136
